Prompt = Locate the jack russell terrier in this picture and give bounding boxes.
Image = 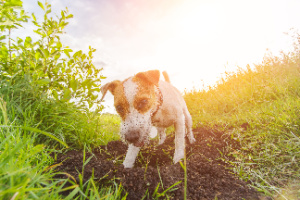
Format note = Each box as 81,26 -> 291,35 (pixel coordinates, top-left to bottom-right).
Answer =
100,70 -> 196,168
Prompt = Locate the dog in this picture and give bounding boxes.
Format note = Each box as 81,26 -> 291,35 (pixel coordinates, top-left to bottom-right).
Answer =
100,70 -> 196,168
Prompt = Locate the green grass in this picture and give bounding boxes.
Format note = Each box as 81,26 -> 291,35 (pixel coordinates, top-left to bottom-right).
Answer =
96,114 -> 121,145
0,78 -> 124,199
184,50 -> 300,197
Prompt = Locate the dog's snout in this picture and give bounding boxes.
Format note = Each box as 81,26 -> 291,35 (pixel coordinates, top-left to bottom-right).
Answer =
125,131 -> 140,144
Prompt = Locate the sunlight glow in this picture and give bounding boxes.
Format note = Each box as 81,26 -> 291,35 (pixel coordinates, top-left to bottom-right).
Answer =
133,0 -> 292,91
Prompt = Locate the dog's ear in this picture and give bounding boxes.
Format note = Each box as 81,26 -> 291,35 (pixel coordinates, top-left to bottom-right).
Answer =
136,70 -> 160,86
100,80 -> 121,101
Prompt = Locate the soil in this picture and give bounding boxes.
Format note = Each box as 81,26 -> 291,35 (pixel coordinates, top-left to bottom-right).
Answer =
54,127 -> 263,200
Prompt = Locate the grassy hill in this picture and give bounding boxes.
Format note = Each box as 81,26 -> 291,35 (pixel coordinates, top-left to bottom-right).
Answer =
184,49 -> 300,198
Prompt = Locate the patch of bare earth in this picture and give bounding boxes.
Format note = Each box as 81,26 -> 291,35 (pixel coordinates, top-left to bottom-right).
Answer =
55,127 -> 263,199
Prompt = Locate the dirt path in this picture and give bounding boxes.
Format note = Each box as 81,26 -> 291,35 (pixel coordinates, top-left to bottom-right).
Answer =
55,127 -> 262,199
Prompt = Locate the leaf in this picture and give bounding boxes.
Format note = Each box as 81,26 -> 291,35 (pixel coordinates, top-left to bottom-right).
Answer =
24,36 -> 32,48
51,50 -> 59,56
38,48 -> 49,58
73,50 -> 82,59
66,14 -> 73,19
61,10 -> 65,19
62,88 -> 72,102
70,77 -> 78,91
88,101 -> 93,109
91,88 -> 101,93
52,90 -> 58,100
64,48 -> 73,58
5,0 -> 23,7
37,48 -> 44,58
46,8 -> 51,14
0,35 -> 6,41
56,41 -> 62,49
37,1 -> 45,11
32,13 -> 36,21
87,68 -> 92,75
37,78 -> 50,86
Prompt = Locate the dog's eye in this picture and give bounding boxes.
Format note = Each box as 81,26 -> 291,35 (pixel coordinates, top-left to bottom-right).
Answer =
137,99 -> 148,109
116,105 -> 124,114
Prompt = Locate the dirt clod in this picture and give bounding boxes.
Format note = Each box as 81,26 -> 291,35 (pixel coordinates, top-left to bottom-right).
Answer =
55,127 -> 261,199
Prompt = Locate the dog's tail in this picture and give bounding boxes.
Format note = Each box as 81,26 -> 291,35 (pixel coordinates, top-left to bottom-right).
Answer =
162,71 -> 171,83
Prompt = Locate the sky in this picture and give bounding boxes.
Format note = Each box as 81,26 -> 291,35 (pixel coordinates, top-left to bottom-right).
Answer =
21,0 -> 300,113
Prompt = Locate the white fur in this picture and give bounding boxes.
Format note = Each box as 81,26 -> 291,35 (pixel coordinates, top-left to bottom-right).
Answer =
123,144 -> 140,168
123,78 -> 137,108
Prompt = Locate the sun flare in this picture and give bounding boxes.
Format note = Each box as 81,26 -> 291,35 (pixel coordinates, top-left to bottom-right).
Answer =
133,0 -> 289,91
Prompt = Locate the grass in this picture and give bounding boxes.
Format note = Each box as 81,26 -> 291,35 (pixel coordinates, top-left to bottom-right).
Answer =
184,49 -> 300,197
179,151 -> 187,200
96,114 -> 121,145
0,77 -> 124,199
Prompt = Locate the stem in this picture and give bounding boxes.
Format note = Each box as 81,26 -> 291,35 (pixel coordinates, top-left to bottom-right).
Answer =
8,28 -> 11,63
184,149 -> 187,200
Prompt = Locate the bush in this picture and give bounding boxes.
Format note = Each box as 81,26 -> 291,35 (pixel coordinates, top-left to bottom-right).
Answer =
0,1 -> 124,199
0,0 -> 105,111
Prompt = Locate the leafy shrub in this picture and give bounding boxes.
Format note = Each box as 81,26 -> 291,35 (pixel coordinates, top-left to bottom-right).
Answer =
0,0 -> 105,111
0,1 -> 125,199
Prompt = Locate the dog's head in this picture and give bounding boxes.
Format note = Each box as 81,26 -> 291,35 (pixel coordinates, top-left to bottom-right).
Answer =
101,70 -> 160,147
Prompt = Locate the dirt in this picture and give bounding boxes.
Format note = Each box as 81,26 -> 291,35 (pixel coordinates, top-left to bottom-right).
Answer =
54,127 -> 263,200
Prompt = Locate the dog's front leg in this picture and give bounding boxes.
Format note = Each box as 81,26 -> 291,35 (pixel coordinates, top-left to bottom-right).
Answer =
157,127 -> 166,145
123,144 -> 140,168
173,115 -> 186,164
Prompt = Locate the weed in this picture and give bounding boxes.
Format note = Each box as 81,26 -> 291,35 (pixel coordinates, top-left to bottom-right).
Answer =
152,181 -> 181,199
179,150 -> 187,200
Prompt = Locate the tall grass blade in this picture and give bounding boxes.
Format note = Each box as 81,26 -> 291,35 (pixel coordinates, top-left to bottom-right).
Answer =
0,125 -> 69,148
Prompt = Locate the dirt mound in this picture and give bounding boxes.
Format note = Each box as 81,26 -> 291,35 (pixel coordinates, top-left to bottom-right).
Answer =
55,127 -> 261,199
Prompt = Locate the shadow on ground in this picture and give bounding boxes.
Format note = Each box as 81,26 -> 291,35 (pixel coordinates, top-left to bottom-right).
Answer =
55,127 -> 263,200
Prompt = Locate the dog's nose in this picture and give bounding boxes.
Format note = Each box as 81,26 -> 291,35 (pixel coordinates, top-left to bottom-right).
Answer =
125,131 -> 139,144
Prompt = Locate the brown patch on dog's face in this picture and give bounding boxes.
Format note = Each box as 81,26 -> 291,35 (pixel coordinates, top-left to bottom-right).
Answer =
113,85 -> 130,120
132,76 -> 157,114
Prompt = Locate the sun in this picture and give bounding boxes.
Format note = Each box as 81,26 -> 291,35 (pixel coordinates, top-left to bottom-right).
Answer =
148,0 -> 272,91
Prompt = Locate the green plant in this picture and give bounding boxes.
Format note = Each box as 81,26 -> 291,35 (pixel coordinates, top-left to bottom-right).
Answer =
0,1 -> 122,199
151,181 -> 181,199
0,122 -> 62,199
1,0 -> 105,111
179,151 -> 187,200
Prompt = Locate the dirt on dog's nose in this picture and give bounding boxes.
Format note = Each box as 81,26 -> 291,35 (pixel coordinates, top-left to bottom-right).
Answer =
125,131 -> 139,144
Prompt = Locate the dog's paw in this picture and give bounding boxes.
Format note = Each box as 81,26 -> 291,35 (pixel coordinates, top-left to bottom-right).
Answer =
123,161 -> 134,168
123,144 -> 140,168
173,151 -> 184,164
189,137 -> 196,144
158,136 -> 166,145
